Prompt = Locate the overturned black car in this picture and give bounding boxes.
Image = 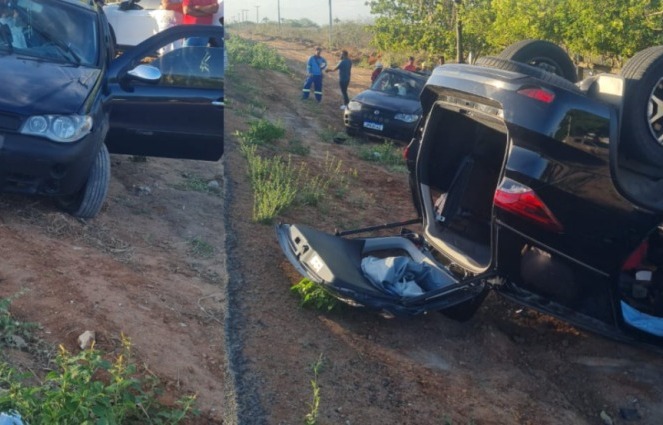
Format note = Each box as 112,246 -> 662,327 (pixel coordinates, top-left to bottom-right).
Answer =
279,39 -> 663,348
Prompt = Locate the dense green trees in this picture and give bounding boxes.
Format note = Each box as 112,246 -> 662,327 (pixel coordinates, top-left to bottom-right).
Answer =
367,0 -> 663,65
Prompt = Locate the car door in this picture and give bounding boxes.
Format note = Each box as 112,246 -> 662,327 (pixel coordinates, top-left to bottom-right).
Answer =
105,24 -> 223,161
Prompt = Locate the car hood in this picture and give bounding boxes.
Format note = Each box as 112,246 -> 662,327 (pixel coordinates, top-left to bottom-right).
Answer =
353,90 -> 422,114
0,55 -> 100,116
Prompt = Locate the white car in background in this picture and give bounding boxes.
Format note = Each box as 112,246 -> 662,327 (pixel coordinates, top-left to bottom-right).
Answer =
104,0 -> 223,49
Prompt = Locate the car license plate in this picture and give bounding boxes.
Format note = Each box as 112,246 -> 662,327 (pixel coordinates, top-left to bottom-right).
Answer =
363,121 -> 383,131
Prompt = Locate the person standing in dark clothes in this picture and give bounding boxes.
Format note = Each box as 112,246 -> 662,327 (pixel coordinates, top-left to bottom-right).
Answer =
326,50 -> 352,109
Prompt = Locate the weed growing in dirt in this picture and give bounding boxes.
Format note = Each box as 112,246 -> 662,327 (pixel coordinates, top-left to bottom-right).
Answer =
287,139 -> 310,156
322,152 -> 352,198
290,278 -> 338,312
188,237 -> 215,258
357,141 -> 407,172
238,119 -> 286,145
239,102 -> 267,118
0,294 -> 37,349
236,121 -> 355,221
0,334 -> 197,424
226,36 -> 289,73
239,143 -> 299,223
175,173 -> 215,193
304,354 -> 325,425
317,126 -> 338,143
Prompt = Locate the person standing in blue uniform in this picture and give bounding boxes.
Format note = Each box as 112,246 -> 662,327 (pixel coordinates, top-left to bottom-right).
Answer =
326,50 -> 352,109
302,47 -> 327,102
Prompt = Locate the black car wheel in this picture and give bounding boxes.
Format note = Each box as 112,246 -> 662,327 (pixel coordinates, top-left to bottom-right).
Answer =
497,39 -> 578,83
57,144 -> 111,219
475,57 -> 580,93
620,46 -> 663,166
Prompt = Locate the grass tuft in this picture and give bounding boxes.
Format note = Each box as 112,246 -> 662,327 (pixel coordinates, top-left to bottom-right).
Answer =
290,278 -> 338,312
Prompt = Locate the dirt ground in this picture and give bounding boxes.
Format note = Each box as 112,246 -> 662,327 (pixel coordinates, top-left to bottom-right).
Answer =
1,30 -> 663,425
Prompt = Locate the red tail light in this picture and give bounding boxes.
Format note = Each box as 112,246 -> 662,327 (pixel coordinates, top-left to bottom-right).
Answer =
517,87 -> 555,103
403,145 -> 410,160
494,178 -> 563,233
622,240 -> 649,270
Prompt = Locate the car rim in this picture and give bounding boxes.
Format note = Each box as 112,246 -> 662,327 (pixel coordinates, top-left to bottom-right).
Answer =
527,57 -> 563,76
648,78 -> 663,146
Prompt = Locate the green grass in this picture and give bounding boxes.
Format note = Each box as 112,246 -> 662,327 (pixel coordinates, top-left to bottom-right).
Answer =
235,119 -> 354,222
246,119 -> 286,144
287,139 -> 310,156
290,278 -> 338,312
356,141 -> 407,172
188,237 -> 215,258
0,299 -> 196,424
226,36 -> 290,73
239,142 -> 299,223
175,173 -> 215,193
304,354 -> 325,425
0,294 -> 37,350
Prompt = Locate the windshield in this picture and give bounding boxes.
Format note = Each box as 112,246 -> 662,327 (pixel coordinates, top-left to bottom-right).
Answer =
0,0 -> 99,66
371,70 -> 425,100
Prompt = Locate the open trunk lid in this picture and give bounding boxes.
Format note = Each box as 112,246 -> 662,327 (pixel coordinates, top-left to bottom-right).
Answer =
277,223 -> 490,316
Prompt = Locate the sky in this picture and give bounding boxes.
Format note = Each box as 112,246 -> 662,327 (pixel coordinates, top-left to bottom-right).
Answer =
226,0 -> 373,26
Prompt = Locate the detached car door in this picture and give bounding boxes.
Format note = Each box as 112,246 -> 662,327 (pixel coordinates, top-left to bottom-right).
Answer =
105,25 -> 223,160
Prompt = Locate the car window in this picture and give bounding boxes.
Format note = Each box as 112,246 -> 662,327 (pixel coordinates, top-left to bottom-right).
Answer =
371,70 -> 424,100
3,0 -> 99,66
134,41 -> 223,90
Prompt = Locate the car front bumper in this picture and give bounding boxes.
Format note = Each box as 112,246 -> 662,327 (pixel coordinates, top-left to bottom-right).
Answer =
344,109 -> 417,142
0,130 -> 102,197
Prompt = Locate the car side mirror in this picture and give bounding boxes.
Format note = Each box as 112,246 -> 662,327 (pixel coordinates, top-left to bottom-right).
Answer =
126,64 -> 161,83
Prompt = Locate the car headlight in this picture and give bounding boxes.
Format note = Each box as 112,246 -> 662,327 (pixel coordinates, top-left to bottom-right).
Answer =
21,115 -> 93,143
394,113 -> 419,123
347,101 -> 362,111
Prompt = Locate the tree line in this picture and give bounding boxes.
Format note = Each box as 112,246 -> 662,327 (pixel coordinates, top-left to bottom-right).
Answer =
368,0 -> 663,66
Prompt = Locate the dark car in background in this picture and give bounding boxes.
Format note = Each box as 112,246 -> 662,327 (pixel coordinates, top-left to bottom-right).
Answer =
0,0 -> 223,218
344,67 -> 427,143
279,39 -> 663,349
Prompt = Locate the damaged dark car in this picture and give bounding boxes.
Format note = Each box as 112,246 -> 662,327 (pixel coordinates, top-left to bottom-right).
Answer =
278,39 -> 663,348
0,0 -> 223,218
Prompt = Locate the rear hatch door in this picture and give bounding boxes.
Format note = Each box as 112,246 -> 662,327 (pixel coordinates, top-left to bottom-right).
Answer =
277,223 -> 490,316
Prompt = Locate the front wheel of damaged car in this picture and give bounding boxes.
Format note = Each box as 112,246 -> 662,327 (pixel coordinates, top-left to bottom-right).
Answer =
620,46 -> 663,166
57,144 -> 111,219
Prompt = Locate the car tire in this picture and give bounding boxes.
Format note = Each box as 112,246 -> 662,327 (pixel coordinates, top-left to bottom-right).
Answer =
57,144 -> 111,219
497,39 -> 578,83
475,56 -> 581,94
620,46 -> 663,166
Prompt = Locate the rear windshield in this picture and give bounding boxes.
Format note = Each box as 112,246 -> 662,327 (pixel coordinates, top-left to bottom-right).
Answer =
0,0 -> 99,66
371,70 -> 425,100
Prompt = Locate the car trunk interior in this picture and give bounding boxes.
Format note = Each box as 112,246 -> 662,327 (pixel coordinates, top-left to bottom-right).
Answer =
277,224 -> 460,299
417,102 -> 509,274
